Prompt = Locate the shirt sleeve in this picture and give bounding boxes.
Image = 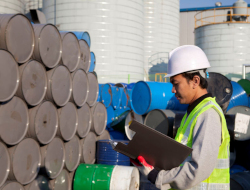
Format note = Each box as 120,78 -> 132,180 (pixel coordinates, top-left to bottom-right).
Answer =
154,108 -> 222,190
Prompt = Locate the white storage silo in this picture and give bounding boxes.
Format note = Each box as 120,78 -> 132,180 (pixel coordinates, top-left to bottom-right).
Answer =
42,0 -> 144,83
0,0 -> 25,14
144,0 -> 179,75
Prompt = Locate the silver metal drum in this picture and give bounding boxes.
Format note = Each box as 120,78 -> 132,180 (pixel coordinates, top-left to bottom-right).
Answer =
24,175 -> 51,190
91,102 -> 107,136
28,101 -> 58,145
77,103 -> 92,138
40,137 -> 65,179
0,142 -> 10,187
65,135 -> 81,172
49,169 -> 71,190
8,138 -> 41,185
46,65 -> 72,107
16,60 -> 47,106
97,130 -> 111,141
57,102 -> 78,141
0,14 -> 35,64
0,181 -> 24,190
78,39 -> 90,72
0,50 -> 19,102
70,69 -> 89,107
86,72 -> 99,106
80,131 -> 97,164
125,111 -> 144,140
0,96 -> 29,145
32,24 -> 62,68
60,32 -> 80,72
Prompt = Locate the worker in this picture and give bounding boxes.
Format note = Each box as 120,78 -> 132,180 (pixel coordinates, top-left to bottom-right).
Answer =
131,45 -> 230,190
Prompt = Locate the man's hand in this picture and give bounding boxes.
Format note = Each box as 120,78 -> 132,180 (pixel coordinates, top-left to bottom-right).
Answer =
130,156 -> 154,177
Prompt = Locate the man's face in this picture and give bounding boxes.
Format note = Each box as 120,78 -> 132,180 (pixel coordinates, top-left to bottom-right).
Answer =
170,74 -> 195,104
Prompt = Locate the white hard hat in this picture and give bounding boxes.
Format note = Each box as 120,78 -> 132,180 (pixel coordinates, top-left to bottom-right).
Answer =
164,45 -> 211,78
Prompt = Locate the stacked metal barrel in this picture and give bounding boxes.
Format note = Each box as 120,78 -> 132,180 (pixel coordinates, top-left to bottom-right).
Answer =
0,13 -> 114,190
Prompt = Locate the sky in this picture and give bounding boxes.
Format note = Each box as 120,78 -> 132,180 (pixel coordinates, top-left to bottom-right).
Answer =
180,0 -> 250,9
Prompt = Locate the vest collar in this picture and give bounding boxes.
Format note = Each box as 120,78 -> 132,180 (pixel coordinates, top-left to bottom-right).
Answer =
187,93 -> 212,115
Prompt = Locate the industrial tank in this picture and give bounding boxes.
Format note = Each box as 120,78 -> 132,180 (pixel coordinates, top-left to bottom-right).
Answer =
0,0 -> 25,14
144,0 -> 179,75
43,0 -> 144,83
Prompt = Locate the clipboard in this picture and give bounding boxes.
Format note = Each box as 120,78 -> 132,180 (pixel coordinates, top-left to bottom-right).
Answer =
114,120 -> 192,170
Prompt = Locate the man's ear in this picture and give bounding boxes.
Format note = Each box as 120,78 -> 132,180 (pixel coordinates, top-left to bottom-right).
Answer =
192,75 -> 200,89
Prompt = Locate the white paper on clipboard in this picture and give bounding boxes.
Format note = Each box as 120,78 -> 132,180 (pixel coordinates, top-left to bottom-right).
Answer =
235,113 -> 250,134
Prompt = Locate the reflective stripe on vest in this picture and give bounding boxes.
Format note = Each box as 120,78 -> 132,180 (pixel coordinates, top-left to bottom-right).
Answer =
174,97 -> 230,190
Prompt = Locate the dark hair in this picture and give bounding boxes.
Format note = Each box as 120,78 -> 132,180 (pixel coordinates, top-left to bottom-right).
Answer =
182,71 -> 208,89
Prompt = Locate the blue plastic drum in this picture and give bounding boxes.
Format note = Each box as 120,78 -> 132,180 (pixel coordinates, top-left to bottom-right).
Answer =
112,86 -> 123,110
101,84 -> 114,107
72,31 -> 91,47
106,105 -> 115,128
89,52 -> 96,72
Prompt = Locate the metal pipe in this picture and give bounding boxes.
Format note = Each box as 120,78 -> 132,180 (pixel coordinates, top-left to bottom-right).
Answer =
242,64 -> 250,79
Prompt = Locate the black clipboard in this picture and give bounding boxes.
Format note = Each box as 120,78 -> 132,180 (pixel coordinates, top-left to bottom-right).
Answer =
114,120 -> 192,170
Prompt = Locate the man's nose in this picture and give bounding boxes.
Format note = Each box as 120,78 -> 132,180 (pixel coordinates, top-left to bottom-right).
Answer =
172,86 -> 176,93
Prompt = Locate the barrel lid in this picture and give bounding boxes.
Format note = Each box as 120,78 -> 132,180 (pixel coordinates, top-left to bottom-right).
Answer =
238,79 -> 250,95
25,175 -> 50,190
77,103 -> 91,138
207,72 -> 232,112
72,69 -> 89,107
44,137 -> 65,179
21,60 -> 47,106
6,14 -> 34,63
1,181 -> 24,190
0,96 -> 29,145
13,138 -> 41,185
101,84 -> 113,107
227,106 -> 250,141
65,135 -> 81,172
125,111 -> 143,140
97,130 -> 111,141
51,65 -> 72,107
112,86 -> 123,109
0,50 -> 19,102
61,32 -> 80,72
144,109 -> 169,135
81,132 -> 96,164
91,102 -> 107,135
86,72 -> 99,106
58,102 -> 78,141
0,142 -> 10,187
39,24 -> 62,68
92,165 -> 114,190
78,40 -> 90,72
34,101 -> 58,144
131,81 -> 151,115
53,169 -> 71,190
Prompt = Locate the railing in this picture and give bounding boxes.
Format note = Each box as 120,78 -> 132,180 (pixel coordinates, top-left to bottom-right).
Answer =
195,6 -> 250,28
155,73 -> 167,82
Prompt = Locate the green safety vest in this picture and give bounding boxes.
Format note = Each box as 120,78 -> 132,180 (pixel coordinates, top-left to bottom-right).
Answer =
174,97 -> 230,190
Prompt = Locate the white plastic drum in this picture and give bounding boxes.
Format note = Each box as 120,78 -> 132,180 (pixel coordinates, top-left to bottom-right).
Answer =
0,96 -> 29,145
80,132 -> 97,164
8,138 -> 41,185
49,169 -> 71,190
57,102 -> 78,141
28,101 -> 58,145
91,102 -> 107,136
78,39 -> 90,72
77,103 -> 92,138
71,69 -> 89,107
97,130 -> 111,141
60,32 -> 80,72
0,50 -> 19,102
16,60 -> 47,106
46,65 -> 72,107
0,181 -> 24,190
110,166 -> 140,190
40,137 -> 65,179
32,24 -> 62,68
65,135 -> 81,172
86,72 -> 99,106
0,142 -> 10,187
0,14 -> 35,64
24,175 -> 51,190
125,111 -> 144,140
